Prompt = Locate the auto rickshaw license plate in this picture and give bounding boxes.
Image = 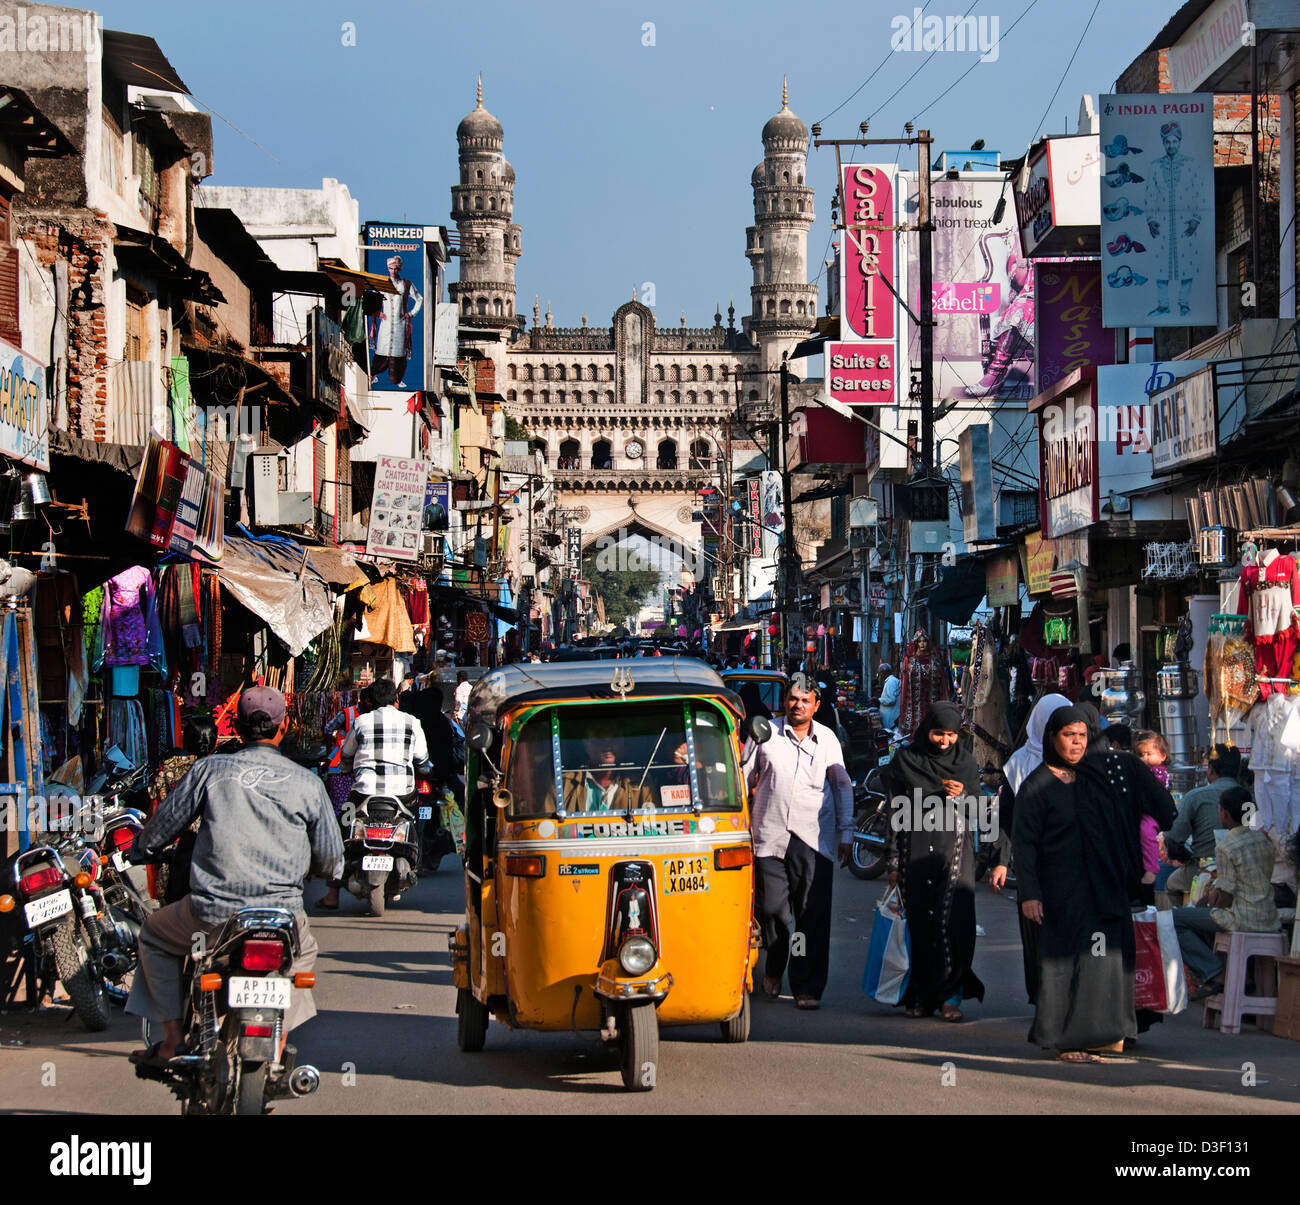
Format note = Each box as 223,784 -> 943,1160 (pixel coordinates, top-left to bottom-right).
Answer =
663,855 -> 709,894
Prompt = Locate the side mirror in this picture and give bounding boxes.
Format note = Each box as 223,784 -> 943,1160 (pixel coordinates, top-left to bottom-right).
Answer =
747,715 -> 773,744
467,720 -> 494,752
493,788 -> 513,811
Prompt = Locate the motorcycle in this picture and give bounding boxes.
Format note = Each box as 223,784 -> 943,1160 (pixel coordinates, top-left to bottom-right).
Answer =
417,774 -> 463,872
133,903 -> 321,1115
341,791 -> 420,917
847,768 -> 890,881
0,838 -> 130,1030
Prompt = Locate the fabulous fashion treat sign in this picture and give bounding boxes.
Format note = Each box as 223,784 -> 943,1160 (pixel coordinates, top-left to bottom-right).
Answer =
1098,95 -> 1216,327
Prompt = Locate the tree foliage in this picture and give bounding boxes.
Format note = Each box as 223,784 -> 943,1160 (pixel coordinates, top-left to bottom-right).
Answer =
582,554 -> 660,626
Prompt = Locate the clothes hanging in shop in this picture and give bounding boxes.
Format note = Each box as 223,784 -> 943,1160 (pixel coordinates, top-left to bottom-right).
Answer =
356,577 -> 416,654
898,628 -> 951,738
1236,548 -> 1300,682
95,566 -> 167,673
1243,692 -> 1300,886
33,572 -> 88,723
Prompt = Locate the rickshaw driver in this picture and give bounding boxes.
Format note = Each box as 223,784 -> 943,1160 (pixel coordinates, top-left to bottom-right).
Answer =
561,728 -> 655,814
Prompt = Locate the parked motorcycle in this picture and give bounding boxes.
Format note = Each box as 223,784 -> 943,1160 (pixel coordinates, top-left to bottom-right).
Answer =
133,903 -> 321,1115
0,839 -> 128,1030
847,768 -> 890,881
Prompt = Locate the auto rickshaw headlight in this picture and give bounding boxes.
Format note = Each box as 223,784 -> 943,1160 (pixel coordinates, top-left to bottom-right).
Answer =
618,936 -> 656,976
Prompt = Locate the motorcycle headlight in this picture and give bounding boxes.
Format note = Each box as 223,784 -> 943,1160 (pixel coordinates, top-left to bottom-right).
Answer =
618,936 -> 656,976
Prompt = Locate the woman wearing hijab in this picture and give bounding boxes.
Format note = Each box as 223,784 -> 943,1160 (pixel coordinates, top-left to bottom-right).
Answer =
991,693 -> 1072,1004
1012,705 -> 1176,1062
882,701 -> 986,1020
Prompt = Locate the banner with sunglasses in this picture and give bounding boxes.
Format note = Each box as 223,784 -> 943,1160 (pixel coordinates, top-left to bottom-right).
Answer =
1098,94 -> 1216,328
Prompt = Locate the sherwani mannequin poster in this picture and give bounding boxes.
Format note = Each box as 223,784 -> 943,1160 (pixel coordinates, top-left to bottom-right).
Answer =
1099,95 -> 1215,327
364,222 -> 428,391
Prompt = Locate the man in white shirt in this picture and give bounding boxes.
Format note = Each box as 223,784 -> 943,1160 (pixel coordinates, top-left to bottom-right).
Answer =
453,671 -> 472,725
746,676 -> 854,1009
877,662 -> 901,732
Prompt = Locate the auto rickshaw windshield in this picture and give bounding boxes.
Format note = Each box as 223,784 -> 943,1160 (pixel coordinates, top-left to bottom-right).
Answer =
505,701 -> 741,818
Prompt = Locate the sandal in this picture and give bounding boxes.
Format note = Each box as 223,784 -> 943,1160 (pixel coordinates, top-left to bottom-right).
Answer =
940,1004 -> 964,1022
905,1005 -> 931,1018
794,995 -> 821,1010
1057,1050 -> 1101,1063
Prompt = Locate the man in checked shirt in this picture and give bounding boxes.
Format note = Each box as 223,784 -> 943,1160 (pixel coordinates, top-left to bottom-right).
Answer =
746,675 -> 854,1009
316,678 -> 433,909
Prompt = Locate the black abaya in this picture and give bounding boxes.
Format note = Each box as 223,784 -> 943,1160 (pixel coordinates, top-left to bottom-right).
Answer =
883,704 -> 986,1013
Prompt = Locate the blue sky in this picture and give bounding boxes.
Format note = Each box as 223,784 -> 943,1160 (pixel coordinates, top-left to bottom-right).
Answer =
98,0 -> 1171,327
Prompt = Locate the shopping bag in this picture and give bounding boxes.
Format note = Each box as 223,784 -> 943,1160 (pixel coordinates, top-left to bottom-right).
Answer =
442,793 -> 467,856
862,886 -> 911,1004
1133,905 -> 1188,1014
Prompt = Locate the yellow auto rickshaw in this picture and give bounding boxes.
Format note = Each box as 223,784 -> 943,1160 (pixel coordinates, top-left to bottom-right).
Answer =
449,658 -> 770,1090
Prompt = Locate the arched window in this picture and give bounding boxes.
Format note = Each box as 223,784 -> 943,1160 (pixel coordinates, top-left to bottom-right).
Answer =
657,439 -> 678,469
703,365 -> 714,381
588,363 -> 598,381
797,200 -> 805,212
508,364 -> 518,380
671,391 -> 681,406
783,198 -> 792,213
559,438 -> 580,469
720,390 -> 728,404
766,300 -> 776,316
687,365 -> 698,381
687,391 -> 697,405
523,390 -> 534,404
541,390 -> 550,404
654,365 -> 665,381
748,389 -> 759,402
782,170 -> 790,184
705,391 -> 713,404
461,297 -> 471,313
533,438 -> 549,464
477,298 -> 488,314
474,196 -> 483,210
797,173 -> 803,184
604,365 -> 615,381
493,299 -> 503,315
588,390 -> 597,405
605,390 -> 614,405
719,364 -> 729,380
689,439 -> 710,470
592,439 -> 612,470
476,169 -> 483,181
780,300 -> 791,315
572,364 -> 582,381
655,391 -> 665,406
670,365 -> 680,382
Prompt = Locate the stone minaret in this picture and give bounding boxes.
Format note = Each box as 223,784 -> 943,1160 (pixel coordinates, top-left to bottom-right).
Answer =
450,77 -> 521,371
746,78 -> 817,370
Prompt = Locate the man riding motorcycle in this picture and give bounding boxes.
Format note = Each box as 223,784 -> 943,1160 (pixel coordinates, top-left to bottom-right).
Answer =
316,677 -> 433,909
127,685 -> 343,1064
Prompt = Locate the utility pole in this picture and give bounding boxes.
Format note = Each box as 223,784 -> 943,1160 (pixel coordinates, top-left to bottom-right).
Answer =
778,354 -> 799,667
917,130 -> 934,478
723,414 -> 734,621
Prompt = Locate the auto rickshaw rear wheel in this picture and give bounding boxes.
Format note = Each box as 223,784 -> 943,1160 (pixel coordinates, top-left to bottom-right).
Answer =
457,987 -> 489,1052
719,991 -> 751,1043
619,1003 -> 658,1091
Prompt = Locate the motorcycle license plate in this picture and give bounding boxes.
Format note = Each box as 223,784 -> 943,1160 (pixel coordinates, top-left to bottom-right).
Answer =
418,806 -> 433,820
227,976 -> 292,1010
24,890 -> 73,927
111,852 -> 130,872
662,855 -> 709,894
361,855 -> 394,872
878,753 -> 892,766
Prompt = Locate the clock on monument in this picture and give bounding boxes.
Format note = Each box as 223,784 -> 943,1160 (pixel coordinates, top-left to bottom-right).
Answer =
626,440 -> 644,460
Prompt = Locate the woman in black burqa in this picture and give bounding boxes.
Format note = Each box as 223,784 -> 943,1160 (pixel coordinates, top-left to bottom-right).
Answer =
882,701 -> 986,1021
1012,705 -> 1175,1061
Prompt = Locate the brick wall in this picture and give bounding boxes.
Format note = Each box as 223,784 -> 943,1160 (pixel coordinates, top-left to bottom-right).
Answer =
16,211 -> 112,441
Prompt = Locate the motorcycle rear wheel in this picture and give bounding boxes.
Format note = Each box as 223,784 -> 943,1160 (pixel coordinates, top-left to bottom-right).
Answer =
848,813 -> 889,881
50,917 -> 110,1031
235,1061 -> 268,1116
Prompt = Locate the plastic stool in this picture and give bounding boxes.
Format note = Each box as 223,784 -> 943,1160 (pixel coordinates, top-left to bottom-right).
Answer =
1202,930 -> 1287,1035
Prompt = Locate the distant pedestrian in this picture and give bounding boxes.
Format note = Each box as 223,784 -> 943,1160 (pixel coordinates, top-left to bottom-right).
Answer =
453,671 -> 471,725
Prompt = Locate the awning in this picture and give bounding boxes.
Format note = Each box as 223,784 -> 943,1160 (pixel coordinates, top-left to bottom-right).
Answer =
197,535 -> 336,656
920,558 -> 987,625
304,545 -> 366,588
114,226 -> 224,305
429,582 -> 519,623
318,258 -> 398,294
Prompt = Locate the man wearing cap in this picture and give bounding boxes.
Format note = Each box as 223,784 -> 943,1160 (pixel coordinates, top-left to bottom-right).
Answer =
127,685 -> 343,1064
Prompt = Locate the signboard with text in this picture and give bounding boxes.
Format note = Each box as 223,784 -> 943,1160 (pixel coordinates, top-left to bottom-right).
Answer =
0,338 -> 49,471
364,222 -> 428,391
366,455 -> 429,561
1034,262 -> 1114,394
1150,364 -> 1218,474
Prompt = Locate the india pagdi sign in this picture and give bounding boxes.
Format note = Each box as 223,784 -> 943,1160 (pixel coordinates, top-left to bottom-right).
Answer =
366,456 -> 429,562
1098,94 -> 1216,327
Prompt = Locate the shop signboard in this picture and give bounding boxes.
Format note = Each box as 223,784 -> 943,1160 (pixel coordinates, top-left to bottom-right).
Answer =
868,584 -> 887,611
959,424 -> 995,544
366,455 -> 429,562
1021,531 -> 1055,595
423,480 -> 450,532
309,307 -> 349,413
0,337 -> 49,471
1036,375 -> 1095,538
1149,364 -> 1219,474
433,302 -> 459,367
363,222 -> 428,391
748,477 -> 762,557
1097,359 -> 1207,488
985,550 -> 1020,606
566,525 -> 582,568
1034,262 -> 1114,393
838,165 -> 900,409
902,172 -> 1035,402
1165,0 -> 1249,94
1014,136 -> 1102,258
1098,95 -> 1216,327
760,470 -> 785,535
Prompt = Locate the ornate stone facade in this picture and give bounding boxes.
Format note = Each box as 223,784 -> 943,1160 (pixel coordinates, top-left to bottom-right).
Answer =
451,82 -> 818,568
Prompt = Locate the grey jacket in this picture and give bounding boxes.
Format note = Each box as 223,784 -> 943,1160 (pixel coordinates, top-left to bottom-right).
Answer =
137,743 -> 344,925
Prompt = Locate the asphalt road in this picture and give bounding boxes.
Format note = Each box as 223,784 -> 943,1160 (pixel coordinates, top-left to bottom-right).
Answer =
2,864 -> 1300,1115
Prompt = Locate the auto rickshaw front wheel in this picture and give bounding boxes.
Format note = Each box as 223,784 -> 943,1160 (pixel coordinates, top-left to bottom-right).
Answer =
719,991 -> 751,1043
619,1004 -> 658,1091
457,987 -> 489,1052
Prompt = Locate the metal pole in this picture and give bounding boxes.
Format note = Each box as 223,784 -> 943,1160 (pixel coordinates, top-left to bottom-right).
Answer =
779,355 -> 797,669
918,130 -> 934,477
860,550 -> 871,700
1250,39 -> 1260,300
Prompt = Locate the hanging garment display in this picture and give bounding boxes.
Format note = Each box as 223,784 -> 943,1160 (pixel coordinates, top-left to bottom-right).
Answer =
962,622 -> 1013,768
95,566 -> 167,672
1242,692 -> 1300,889
34,572 -> 88,724
898,628 -> 951,738
1235,548 -> 1300,682
356,577 -> 416,654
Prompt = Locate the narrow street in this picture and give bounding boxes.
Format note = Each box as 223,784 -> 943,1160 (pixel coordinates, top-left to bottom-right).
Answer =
3,865 -> 1298,1115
